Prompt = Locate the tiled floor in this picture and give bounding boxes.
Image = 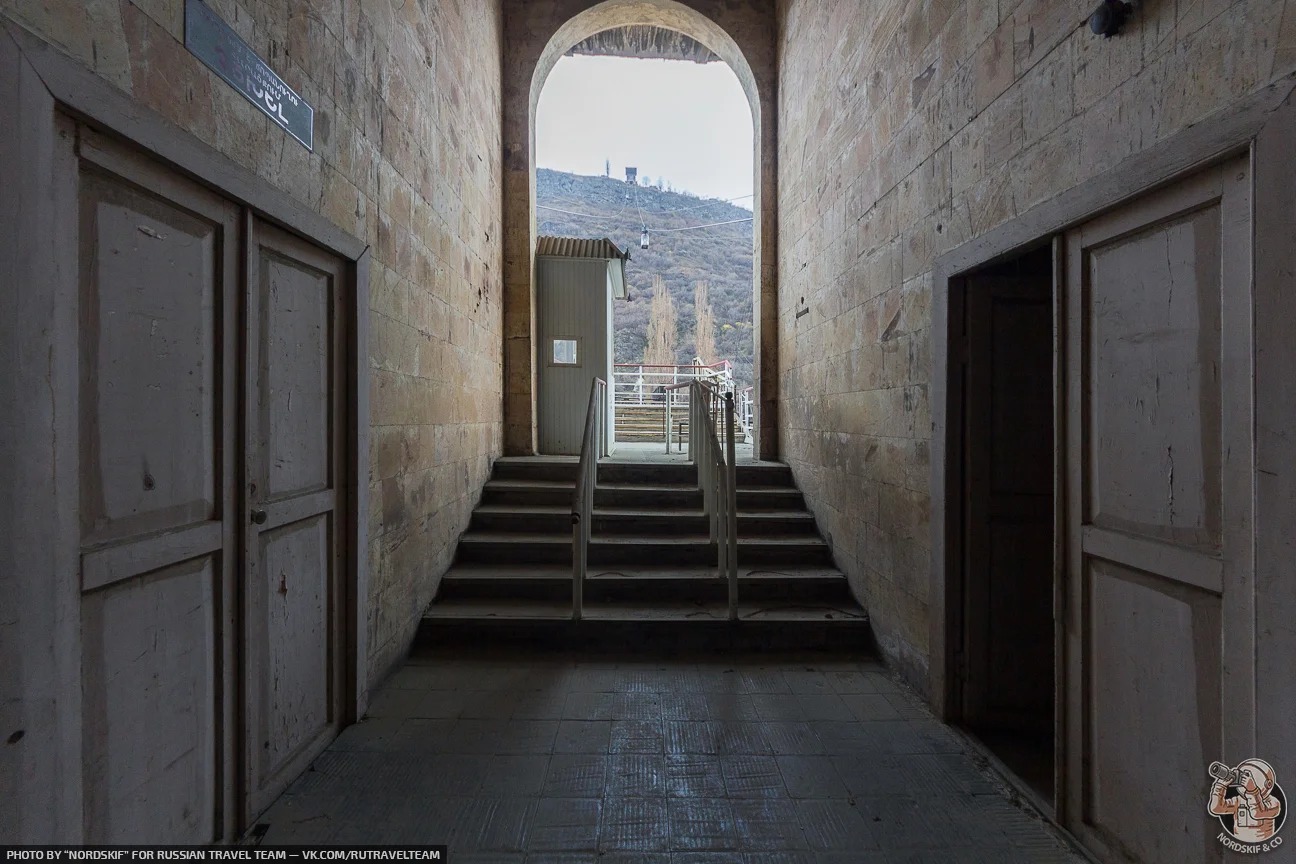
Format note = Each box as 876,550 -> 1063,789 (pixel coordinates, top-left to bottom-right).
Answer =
258,648 -> 1085,863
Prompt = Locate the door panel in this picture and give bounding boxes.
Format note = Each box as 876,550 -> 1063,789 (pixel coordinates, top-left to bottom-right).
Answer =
75,130 -> 239,842
80,558 -> 220,842
1086,561 -> 1221,861
78,168 -> 222,545
263,252 -> 332,497
244,219 -> 346,819
1086,207 -> 1222,550
254,515 -> 333,772
1064,158 -> 1253,863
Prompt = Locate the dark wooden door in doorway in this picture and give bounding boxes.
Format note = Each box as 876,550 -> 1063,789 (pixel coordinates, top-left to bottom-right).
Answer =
961,250 -> 1055,739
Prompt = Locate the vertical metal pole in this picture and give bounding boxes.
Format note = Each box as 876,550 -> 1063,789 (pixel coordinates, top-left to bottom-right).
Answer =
573,508 -> 583,621
725,392 -> 738,621
665,389 -> 672,455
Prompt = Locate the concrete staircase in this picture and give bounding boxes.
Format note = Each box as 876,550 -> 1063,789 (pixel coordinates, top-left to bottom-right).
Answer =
420,457 -> 871,649
615,404 -> 671,442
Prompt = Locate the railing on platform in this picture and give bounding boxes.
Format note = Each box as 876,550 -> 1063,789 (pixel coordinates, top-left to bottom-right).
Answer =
571,377 -> 608,620
614,360 -> 752,444
612,359 -> 734,407
737,386 -> 753,442
687,380 -> 739,620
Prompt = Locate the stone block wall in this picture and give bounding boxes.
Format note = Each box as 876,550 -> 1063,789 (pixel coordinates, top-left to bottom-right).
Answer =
776,0 -> 1296,688
0,0 -> 505,684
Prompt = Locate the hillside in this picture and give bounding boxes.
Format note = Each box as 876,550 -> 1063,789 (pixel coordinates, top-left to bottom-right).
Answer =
536,168 -> 754,389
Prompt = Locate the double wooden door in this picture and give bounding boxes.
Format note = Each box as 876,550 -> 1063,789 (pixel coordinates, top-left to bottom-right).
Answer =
75,126 -> 349,841
1060,157 -> 1254,862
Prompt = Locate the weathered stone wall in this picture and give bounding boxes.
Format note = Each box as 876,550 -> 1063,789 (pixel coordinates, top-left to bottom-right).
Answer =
0,0 -> 505,683
776,0 -> 1296,688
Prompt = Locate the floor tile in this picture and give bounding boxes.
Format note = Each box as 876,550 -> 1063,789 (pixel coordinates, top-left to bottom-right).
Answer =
607,754 -> 667,797
479,754 -> 551,797
667,798 -> 735,850
553,720 -> 612,754
665,753 -> 727,798
663,721 -> 717,755
731,798 -> 810,851
776,755 -> 849,799
840,693 -> 903,721
721,755 -> 784,798
796,799 -> 879,851
796,694 -> 854,722
611,719 -> 665,753
600,797 -> 670,851
563,691 -> 616,720
543,754 -> 609,798
527,798 -> 601,852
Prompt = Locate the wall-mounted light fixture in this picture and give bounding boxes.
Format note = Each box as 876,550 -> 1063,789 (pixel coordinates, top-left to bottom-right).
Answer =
1089,0 -> 1132,37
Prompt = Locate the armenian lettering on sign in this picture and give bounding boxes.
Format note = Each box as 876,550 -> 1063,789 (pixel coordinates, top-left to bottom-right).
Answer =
184,0 -> 314,150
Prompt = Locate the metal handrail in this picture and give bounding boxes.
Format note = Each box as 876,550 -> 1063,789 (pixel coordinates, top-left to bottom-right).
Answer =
661,379 -> 692,454
687,380 -> 739,620
571,377 -> 608,620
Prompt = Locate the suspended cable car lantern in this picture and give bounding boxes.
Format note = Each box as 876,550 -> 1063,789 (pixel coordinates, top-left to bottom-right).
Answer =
640,227 -> 650,250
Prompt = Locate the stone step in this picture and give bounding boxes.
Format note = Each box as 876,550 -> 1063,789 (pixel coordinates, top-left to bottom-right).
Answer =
434,564 -> 854,604
599,462 -> 697,485
469,506 -> 819,536
418,598 -> 872,651
594,483 -> 702,510
481,480 -> 806,512
454,532 -> 834,567
481,479 -> 574,508
596,510 -> 817,536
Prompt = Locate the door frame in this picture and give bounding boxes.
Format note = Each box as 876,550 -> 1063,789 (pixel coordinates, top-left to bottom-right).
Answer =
930,72 -> 1296,835
0,20 -> 370,842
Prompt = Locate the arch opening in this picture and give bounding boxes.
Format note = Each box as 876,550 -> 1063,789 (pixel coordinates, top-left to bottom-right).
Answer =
501,0 -> 776,459
534,39 -> 756,453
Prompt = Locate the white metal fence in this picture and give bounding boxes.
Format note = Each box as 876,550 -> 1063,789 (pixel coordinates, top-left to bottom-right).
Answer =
613,360 -> 753,442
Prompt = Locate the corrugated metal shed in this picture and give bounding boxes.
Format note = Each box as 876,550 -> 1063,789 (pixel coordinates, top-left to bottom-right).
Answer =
537,236 -> 629,299
536,257 -> 613,454
536,236 -> 629,261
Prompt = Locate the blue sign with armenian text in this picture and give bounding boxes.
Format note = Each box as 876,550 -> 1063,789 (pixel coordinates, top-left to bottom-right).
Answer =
184,0 -> 314,150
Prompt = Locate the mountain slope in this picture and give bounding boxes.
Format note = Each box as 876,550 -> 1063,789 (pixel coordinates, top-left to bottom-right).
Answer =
536,168 -> 755,388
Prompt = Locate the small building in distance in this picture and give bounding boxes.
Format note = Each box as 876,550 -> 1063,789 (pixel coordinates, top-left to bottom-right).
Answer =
534,236 -> 629,454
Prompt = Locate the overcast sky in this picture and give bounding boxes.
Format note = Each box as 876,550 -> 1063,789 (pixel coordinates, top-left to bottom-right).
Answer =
536,55 -> 754,206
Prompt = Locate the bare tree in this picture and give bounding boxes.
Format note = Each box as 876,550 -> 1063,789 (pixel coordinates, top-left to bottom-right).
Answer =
643,275 -> 678,370
693,280 -> 716,365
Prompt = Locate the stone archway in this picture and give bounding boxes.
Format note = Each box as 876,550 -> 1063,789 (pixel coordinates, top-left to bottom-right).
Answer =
501,0 -> 778,459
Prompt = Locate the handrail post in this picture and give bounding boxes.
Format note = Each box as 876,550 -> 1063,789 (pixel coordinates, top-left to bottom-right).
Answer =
572,511 -> 584,621
725,392 -> 738,621
664,389 -> 672,455
572,377 -> 605,622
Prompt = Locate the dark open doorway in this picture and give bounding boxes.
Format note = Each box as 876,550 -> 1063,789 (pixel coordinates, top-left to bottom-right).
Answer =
956,243 -> 1056,806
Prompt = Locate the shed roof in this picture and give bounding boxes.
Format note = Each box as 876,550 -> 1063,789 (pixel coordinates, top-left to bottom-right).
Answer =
536,236 -> 629,261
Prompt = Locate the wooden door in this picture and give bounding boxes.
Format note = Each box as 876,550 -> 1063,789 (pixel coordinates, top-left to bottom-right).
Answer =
243,218 -> 348,819
962,250 -> 1054,735
1063,158 -> 1253,862
75,129 -> 240,842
